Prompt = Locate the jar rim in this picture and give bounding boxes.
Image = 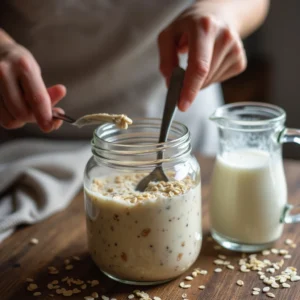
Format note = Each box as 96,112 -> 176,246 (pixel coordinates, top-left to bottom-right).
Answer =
93,118 -> 190,148
91,118 -> 192,167
210,102 -> 286,130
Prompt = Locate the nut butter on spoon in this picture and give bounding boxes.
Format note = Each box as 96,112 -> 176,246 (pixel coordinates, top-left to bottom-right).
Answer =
52,111 -> 133,129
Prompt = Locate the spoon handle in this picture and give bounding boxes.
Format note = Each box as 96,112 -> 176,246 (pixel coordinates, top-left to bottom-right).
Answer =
52,110 -> 76,123
158,67 -> 185,159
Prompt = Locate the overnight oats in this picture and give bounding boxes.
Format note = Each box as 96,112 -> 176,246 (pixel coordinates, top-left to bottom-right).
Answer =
84,119 -> 201,285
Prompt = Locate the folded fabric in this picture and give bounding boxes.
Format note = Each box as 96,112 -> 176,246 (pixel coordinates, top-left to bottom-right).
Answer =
0,139 -> 91,242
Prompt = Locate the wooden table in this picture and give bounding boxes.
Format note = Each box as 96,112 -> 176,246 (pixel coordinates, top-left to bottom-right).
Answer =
1,155 -> 300,300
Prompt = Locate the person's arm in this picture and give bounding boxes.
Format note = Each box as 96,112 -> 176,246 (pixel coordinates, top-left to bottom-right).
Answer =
0,28 -> 66,131
158,0 -> 270,111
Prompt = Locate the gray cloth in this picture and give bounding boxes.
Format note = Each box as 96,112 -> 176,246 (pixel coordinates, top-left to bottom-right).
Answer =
0,139 -> 91,242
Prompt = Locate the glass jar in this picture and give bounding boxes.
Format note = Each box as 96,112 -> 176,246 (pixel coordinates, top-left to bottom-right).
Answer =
84,119 -> 201,285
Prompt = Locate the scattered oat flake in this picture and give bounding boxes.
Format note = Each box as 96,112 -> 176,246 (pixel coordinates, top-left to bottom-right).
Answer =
92,292 -> 99,298
262,250 -> 271,256
237,280 -> 244,286
101,296 -> 109,300
30,238 -> 39,245
153,297 -> 161,300
27,283 -> 38,291
252,291 -> 259,295
253,288 -> 260,291
199,285 -> 205,290
128,295 -> 135,299
214,259 -> 224,265
291,275 -> 300,282
279,249 -> 289,255
65,264 -> 73,270
240,265 -> 250,272
81,284 -> 87,289
218,254 -> 227,260
91,280 -> 99,287
214,268 -> 222,273
271,248 -> 279,254
266,292 -> 275,298
227,265 -> 235,270
26,278 -> 34,282
271,282 -> 280,289
63,290 -> 73,296
291,243 -> 297,248
72,256 -> 80,261
185,276 -> 193,281
214,245 -> 221,250
284,254 -> 292,259
263,286 -> 270,292
200,270 -> 208,275
285,239 -> 293,245
182,293 -> 187,298
192,271 -> 198,277
282,283 -> 290,288
179,282 -> 191,289
85,297 -> 95,300
33,291 -> 42,296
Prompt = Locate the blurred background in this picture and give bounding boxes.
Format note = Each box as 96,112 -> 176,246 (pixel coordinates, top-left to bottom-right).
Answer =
221,1 -> 300,160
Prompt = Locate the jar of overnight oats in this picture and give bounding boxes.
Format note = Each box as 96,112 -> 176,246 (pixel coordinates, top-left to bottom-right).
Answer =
84,119 -> 201,285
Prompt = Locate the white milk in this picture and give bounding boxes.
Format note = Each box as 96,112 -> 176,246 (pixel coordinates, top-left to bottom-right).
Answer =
210,149 -> 287,244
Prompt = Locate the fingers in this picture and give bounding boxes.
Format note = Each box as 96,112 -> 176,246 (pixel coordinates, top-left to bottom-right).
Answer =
52,107 -> 65,130
47,84 -> 67,106
209,43 -> 247,85
179,17 -> 215,111
0,42 -> 66,132
0,95 -> 25,129
204,27 -> 236,85
0,61 -> 30,121
18,57 -> 54,132
158,28 -> 179,85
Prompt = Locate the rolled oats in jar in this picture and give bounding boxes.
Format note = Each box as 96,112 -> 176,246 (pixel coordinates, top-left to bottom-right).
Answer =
84,119 -> 201,285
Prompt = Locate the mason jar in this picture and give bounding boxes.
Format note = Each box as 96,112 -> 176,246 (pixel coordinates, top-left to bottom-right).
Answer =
84,119 -> 201,285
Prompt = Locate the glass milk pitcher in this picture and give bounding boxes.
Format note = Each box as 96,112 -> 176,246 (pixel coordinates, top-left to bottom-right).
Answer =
209,102 -> 300,252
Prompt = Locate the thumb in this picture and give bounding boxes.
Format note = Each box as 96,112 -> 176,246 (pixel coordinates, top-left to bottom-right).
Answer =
47,84 -> 67,106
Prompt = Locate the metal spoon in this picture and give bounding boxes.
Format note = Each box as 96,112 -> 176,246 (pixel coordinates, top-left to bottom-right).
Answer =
136,66 -> 185,192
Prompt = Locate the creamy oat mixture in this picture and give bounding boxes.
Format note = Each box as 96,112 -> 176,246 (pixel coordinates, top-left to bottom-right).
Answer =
85,173 -> 201,282
74,113 -> 132,129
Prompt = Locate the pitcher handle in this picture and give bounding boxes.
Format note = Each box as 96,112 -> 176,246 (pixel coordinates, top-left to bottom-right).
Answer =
279,128 -> 300,224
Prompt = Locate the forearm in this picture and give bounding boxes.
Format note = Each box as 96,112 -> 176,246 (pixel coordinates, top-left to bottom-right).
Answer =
200,0 -> 270,38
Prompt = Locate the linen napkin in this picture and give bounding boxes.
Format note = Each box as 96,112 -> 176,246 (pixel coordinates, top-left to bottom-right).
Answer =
0,139 -> 91,242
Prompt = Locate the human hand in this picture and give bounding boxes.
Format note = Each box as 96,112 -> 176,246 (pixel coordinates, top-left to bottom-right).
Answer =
158,2 -> 247,111
0,38 -> 66,132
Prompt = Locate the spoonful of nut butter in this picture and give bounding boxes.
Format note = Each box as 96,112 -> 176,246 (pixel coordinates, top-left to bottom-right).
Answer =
52,112 -> 133,129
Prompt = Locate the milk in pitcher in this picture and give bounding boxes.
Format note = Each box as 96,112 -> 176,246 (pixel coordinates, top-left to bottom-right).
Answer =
210,149 -> 287,245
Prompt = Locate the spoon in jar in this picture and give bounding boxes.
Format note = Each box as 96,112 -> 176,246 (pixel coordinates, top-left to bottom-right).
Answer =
135,66 -> 185,192
52,111 -> 133,129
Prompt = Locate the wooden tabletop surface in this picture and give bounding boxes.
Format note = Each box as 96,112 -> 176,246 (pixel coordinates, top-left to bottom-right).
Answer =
1,155 -> 300,300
